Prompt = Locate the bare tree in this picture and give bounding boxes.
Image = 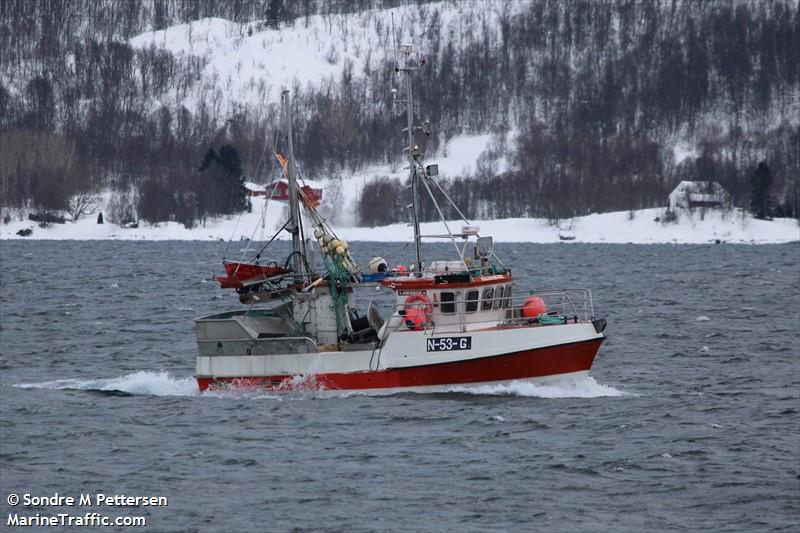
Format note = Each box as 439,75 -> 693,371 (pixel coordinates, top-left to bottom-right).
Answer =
67,191 -> 101,221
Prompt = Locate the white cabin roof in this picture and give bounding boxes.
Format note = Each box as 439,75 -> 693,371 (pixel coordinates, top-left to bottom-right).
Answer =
244,181 -> 266,193
669,180 -> 728,196
668,181 -> 730,209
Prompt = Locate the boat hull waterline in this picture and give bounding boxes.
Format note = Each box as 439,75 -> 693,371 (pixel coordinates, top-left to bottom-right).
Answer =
196,337 -> 603,392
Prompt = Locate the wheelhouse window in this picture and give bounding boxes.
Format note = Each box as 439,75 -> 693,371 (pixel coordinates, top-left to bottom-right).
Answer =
441,291 -> 456,314
493,285 -> 502,310
502,285 -> 513,308
466,290 -> 479,313
481,287 -> 494,311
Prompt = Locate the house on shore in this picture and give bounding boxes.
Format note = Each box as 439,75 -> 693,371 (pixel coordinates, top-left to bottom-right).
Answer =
244,180 -> 323,208
668,181 -> 730,210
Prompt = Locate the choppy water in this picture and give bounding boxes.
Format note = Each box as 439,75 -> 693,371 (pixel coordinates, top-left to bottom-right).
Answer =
1,241 -> 798,532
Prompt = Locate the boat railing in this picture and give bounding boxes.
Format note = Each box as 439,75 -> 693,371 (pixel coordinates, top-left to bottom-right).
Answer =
382,288 -> 595,334
516,288 -> 596,323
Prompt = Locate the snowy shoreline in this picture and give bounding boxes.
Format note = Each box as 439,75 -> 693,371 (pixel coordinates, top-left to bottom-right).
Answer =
2,207 -> 797,244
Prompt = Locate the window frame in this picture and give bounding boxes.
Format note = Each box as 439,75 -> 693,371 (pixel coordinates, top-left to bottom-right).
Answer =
493,285 -> 502,310
481,287 -> 494,311
502,285 -> 513,308
440,291 -> 456,314
465,290 -> 479,313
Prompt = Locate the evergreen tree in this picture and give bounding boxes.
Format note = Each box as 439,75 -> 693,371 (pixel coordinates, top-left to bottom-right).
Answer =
217,144 -> 247,214
197,144 -> 247,216
198,147 -> 218,172
750,161 -> 773,220
266,0 -> 283,30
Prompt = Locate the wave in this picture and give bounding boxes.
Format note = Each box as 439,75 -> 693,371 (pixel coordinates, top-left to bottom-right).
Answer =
14,371 -> 297,400
443,375 -> 626,398
14,370 -> 199,397
14,371 -> 625,399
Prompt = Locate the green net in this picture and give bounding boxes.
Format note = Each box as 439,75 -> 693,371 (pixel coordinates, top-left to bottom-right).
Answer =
323,253 -> 352,337
537,314 -> 566,325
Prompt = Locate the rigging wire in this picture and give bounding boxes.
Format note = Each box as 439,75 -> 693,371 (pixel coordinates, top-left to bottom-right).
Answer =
363,240 -> 413,272
253,219 -> 290,260
255,132 -> 281,244
223,211 -> 244,260
252,132 -> 282,246
418,166 -> 464,260
235,136 -> 287,269
245,175 -> 283,251
223,129 -> 280,263
429,174 -> 471,225
250,116 -> 272,182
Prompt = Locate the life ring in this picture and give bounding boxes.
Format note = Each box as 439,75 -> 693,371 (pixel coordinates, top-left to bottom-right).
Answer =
403,293 -> 432,330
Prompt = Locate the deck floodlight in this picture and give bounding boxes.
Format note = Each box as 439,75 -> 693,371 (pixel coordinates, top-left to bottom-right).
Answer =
426,164 -> 438,177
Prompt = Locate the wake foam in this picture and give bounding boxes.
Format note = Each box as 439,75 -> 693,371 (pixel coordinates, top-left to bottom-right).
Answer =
15,371 -> 199,397
443,375 -> 625,398
14,372 -> 625,399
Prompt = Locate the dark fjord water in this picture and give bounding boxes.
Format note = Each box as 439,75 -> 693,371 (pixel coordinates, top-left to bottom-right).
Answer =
1,241 -> 798,532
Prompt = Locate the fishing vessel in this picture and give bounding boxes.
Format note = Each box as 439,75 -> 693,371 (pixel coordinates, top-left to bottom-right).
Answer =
194,43 -> 606,393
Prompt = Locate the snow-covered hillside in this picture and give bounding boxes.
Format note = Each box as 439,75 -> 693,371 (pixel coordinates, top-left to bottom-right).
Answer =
127,2 -> 525,114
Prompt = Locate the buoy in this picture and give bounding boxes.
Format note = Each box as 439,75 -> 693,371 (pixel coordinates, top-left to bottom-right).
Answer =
522,295 -> 547,318
335,245 -> 345,255
394,264 -> 408,274
369,257 -> 388,273
313,228 -> 323,239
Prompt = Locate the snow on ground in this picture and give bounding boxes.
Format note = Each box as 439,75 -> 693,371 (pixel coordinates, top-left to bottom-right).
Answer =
435,133 -> 510,177
2,204 -> 796,244
438,134 -> 490,177
335,208 -> 799,244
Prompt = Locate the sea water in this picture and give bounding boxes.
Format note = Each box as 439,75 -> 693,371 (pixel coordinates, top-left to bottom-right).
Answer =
1,241 -> 797,531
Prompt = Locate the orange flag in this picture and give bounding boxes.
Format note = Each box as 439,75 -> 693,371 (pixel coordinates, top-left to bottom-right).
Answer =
275,152 -> 288,174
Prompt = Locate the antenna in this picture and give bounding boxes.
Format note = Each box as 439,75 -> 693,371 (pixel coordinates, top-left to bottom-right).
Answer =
391,13 -> 399,71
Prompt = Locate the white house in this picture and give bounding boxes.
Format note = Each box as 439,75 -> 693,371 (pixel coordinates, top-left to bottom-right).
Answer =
668,181 -> 730,210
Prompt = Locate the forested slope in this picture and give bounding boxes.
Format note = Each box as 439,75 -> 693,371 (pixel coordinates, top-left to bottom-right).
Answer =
1,0 -> 797,227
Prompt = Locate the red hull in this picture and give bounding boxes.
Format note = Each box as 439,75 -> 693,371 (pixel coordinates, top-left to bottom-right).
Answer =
196,338 -> 603,392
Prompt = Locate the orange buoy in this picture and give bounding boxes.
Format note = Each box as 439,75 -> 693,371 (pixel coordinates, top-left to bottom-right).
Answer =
522,295 -> 547,318
394,264 -> 408,274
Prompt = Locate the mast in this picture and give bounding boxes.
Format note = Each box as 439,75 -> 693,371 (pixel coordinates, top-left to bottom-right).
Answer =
282,89 -> 303,285
397,44 -> 423,276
